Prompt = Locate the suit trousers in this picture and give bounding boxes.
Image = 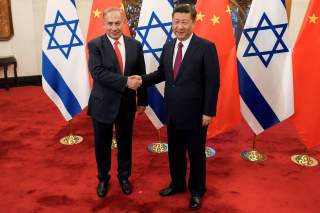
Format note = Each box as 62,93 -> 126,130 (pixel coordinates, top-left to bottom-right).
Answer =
167,120 -> 207,196
92,102 -> 134,183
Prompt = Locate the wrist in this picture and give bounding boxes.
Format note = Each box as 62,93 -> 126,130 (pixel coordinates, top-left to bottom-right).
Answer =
125,77 -> 129,87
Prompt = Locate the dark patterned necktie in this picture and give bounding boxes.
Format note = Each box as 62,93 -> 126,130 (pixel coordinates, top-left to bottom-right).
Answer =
173,42 -> 183,80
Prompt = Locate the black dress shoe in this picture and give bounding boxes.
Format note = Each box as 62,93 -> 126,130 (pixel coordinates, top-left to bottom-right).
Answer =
119,179 -> 132,195
189,196 -> 202,209
96,181 -> 108,198
159,187 -> 186,196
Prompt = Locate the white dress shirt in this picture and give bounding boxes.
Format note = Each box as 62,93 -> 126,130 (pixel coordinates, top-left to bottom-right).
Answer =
107,35 -> 126,71
172,34 -> 193,68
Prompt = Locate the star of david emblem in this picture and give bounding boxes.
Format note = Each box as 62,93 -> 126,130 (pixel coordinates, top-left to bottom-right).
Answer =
44,10 -> 83,59
243,12 -> 289,68
136,12 -> 173,62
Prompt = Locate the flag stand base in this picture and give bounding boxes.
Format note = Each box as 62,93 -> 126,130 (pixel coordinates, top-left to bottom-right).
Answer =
291,154 -> 318,167
60,134 -> 83,145
241,150 -> 266,162
147,129 -> 168,153
59,121 -> 83,145
240,134 -> 266,162
205,146 -> 216,158
147,142 -> 168,153
146,131 -> 217,156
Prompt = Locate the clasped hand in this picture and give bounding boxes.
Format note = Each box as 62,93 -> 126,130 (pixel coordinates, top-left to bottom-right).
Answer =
127,75 -> 142,90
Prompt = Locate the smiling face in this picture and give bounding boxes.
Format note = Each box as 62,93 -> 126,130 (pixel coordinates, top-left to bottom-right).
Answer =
172,12 -> 195,41
103,10 -> 125,40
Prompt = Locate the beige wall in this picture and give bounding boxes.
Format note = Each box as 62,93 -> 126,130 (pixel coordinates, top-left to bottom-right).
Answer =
0,0 -> 92,78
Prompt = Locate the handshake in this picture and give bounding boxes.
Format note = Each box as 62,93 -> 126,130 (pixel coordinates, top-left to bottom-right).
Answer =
127,75 -> 143,90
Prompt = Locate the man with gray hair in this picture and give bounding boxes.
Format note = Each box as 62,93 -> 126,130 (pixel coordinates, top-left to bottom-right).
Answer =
87,8 -> 147,198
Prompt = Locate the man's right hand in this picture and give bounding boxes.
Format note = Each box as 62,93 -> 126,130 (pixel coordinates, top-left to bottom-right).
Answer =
127,75 -> 142,90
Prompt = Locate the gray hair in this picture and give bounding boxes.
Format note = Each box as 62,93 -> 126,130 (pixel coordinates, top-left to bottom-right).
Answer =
103,7 -> 125,20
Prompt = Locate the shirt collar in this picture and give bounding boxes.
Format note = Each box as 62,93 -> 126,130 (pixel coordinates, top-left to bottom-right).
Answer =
176,33 -> 193,48
107,34 -> 124,46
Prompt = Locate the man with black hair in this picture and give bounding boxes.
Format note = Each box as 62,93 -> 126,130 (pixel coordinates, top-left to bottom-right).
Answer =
177,0 -> 197,5
138,4 -> 220,209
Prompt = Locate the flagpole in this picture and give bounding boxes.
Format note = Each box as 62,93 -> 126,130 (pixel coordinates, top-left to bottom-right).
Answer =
291,147 -> 318,167
147,128 -> 168,154
59,120 -> 83,145
240,134 -> 266,162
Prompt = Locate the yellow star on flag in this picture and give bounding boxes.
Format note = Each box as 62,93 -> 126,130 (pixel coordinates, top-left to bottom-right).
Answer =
226,6 -> 232,15
309,13 -> 318,24
197,11 -> 205,22
93,8 -> 101,18
120,3 -> 125,11
210,15 -> 220,25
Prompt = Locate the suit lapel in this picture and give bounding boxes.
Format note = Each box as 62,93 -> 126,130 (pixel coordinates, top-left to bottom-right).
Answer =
123,36 -> 130,76
167,39 -> 176,82
102,35 -> 121,73
174,35 -> 199,82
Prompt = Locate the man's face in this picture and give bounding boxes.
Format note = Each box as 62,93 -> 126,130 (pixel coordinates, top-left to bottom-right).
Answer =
103,11 -> 124,40
172,12 -> 195,41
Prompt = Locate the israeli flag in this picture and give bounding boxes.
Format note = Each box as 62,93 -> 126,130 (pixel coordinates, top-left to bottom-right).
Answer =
42,0 -> 90,121
237,0 -> 294,134
136,0 -> 174,129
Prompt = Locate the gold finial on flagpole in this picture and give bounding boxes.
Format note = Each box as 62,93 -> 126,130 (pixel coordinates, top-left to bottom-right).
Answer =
59,120 -> 83,145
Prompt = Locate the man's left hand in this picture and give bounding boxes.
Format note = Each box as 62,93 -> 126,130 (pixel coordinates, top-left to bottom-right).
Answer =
202,115 -> 212,126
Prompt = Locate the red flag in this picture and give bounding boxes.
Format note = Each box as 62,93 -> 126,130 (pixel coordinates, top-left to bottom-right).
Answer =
86,0 -> 130,42
86,0 -> 131,85
194,0 -> 240,137
292,0 -> 320,148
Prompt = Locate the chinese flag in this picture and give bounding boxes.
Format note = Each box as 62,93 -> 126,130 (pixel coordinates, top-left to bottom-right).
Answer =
194,0 -> 240,137
292,0 -> 320,148
86,0 -> 130,43
86,0 -> 130,85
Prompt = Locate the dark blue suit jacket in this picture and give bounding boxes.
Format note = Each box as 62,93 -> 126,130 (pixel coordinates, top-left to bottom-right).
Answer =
142,34 -> 220,129
87,35 -> 147,123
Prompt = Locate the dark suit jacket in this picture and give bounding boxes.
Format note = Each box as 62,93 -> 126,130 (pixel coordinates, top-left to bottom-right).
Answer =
142,34 -> 220,129
87,35 -> 147,123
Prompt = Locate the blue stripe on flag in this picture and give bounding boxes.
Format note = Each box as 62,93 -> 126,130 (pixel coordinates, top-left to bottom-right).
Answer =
148,86 -> 166,124
281,0 -> 286,7
237,59 -> 280,129
168,0 -> 174,8
42,52 -> 82,117
70,0 -> 76,7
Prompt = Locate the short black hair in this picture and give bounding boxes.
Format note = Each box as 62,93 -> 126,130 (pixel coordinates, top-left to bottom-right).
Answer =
177,0 -> 197,4
172,4 -> 197,21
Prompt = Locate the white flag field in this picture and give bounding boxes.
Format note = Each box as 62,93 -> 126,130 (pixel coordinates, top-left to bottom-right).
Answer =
42,0 -> 90,121
237,0 -> 294,134
135,0 -> 175,129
